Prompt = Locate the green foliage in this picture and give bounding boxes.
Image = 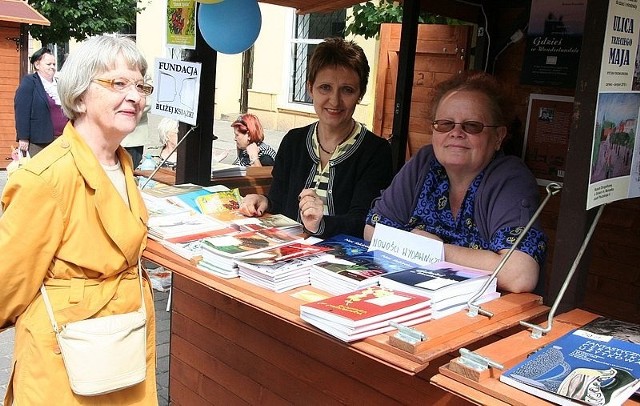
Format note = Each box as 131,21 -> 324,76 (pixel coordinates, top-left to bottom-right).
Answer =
28,0 -> 144,44
345,0 -> 458,39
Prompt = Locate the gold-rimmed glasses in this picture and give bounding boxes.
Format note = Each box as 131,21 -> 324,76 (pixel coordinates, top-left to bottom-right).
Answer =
93,78 -> 154,96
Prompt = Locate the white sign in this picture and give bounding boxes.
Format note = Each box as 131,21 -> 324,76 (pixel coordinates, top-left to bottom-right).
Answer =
152,58 -> 201,125
368,223 -> 444,266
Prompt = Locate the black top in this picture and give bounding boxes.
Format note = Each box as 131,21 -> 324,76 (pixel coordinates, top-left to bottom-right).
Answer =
267,123 -> 393,238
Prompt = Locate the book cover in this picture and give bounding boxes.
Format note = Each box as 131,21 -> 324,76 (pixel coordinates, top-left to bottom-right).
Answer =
310,235 -> 420,295
378,261 -> 493,303
147,212 -> 233,242
201,227 -> 302,259
140,182 -> 203,198
299,285 -> 430,329
195,189 -> 244,221
211,162 -> 247,178
500,318 -> 640,406
238,243 -> 332,266
168,189 -> 214,213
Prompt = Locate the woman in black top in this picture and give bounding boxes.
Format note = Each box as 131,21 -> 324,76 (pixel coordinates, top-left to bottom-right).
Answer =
239,38 -> 393,238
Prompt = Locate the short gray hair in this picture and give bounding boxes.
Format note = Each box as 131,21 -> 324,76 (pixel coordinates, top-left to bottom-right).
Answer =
57,36 -> 148,120
157,117 -> 179,145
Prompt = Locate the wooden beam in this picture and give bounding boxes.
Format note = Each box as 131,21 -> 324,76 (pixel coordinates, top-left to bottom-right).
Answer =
389,0 -> 420,173
547,0 -> 609,311
175,4 -> 216,186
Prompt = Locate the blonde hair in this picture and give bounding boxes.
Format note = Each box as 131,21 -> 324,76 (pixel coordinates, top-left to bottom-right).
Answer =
157,118 -> 179,145
57,36 -> 148,120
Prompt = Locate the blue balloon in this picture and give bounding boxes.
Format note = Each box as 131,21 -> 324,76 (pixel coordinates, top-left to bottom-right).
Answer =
198,0 -> 262,54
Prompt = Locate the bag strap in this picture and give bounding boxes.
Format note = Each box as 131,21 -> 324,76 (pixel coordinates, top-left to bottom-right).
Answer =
40,259 -> 146,333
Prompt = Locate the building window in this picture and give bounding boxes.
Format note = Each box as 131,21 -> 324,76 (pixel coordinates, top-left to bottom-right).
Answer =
290,10 -> 346,104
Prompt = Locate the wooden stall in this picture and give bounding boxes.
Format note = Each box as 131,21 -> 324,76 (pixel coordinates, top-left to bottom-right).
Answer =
0,0 -> 49,168
143,240 -> 549,405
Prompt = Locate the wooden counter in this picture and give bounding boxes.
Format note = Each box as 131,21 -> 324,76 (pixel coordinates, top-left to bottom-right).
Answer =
143,239 -> 549,405
136,166 -> 273,196
431,308 -> 640,405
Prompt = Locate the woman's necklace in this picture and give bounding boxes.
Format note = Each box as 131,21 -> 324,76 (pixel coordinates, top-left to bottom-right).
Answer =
317,121 -> 356,154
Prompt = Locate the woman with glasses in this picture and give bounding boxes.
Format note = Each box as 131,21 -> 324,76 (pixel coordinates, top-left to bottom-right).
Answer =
0,36 -> 157,404
240,38 -> 393,238
231,113 -> 276,167
14,47 -> 69,156
365,71 -> 547,293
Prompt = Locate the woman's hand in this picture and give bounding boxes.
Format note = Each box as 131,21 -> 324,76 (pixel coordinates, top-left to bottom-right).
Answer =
246,143 -> 260,166
298,188 -> 324,233
18,140 -> 29,152
239,194 -> 269,217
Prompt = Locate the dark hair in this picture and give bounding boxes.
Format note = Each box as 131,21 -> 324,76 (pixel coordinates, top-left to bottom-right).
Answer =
307,37 -> 370,100
430,71 -> 511,125
30,48 -> 52,66
231,113 -> 265,143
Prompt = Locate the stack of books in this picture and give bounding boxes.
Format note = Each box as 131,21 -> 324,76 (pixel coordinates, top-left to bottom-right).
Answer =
199,228 -> 303,278
211,162 -> 247,178
500,316 -> 640,406
378,261 -> 499,318
235,243 -> 333,292
300,286 -> 431,342
309,235 -> 419,295
146,211 -> 236,243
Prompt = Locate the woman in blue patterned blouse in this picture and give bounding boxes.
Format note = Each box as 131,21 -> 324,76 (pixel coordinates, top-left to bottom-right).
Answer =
364,71 -> 547,293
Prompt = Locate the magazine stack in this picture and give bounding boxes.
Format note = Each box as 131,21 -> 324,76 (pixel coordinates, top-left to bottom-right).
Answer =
309,234 -> 419,295
378,261 -> 499,318
299,285 -> 431,342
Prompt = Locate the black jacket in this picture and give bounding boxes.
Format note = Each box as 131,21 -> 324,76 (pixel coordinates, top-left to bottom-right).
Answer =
267,123 -> 393,238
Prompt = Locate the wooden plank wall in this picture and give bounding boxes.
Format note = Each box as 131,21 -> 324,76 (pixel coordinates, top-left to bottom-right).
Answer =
169,272 -> 470,405
0,23 -> 19,169
373,23 -> 472,158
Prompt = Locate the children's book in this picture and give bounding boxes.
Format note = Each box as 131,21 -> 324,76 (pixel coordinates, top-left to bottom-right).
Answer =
500,316 -> 640,406
299,286 -> 431,342
195,189 -> 244,221
167,189 -> 215,213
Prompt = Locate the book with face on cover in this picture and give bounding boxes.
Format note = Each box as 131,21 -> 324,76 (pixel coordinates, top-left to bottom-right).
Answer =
499,316 -> 640,406
299,286 -> 431,342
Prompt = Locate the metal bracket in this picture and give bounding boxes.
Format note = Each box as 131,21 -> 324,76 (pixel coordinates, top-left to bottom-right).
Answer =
389,321 -> 427,345
6,37 -> 20,52
457,348 -> 504,371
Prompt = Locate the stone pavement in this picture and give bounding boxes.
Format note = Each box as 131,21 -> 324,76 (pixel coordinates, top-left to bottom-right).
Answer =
0,119 -> 287,405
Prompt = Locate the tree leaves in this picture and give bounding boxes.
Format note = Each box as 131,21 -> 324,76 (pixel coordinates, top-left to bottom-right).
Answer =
28,0 -> 144,44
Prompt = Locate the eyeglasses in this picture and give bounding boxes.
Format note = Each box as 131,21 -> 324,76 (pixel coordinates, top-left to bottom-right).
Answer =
93,78 -> 154,96
431,120 -> 501,135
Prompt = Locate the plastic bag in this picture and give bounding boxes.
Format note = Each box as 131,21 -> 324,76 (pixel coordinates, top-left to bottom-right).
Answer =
7,148 -> 30,177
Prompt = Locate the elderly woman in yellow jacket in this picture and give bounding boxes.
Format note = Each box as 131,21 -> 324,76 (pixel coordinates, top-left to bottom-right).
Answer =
0,36 -> 157,404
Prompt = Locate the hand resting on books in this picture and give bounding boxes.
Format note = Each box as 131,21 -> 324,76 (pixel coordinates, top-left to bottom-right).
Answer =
239,194 -> 269,217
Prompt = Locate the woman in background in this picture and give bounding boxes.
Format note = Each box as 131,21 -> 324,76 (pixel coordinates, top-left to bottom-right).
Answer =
0,36 -> 157,404
231,113 -> 276,167
365,71 -> 547,293
14,47 -> 68,156
157,117 -> 179,167
240,38 -> 393,238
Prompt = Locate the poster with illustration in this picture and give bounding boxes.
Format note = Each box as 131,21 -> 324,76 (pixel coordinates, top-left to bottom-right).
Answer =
166,0 -> 196,49
587,92 -> 640,209
522,94 -> 574,185
520,0 -> 587,88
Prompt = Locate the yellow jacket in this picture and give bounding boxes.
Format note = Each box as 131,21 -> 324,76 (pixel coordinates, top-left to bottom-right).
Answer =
0,123 -> 157,404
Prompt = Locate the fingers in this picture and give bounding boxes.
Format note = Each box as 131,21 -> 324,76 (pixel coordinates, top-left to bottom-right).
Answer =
239,195 -> 268,217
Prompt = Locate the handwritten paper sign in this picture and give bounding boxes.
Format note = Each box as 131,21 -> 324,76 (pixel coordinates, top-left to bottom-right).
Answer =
368,223 -> 443,266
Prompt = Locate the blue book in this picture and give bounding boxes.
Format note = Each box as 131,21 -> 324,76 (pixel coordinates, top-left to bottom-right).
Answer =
310,234 -> 419,295
500,317 -> 640,405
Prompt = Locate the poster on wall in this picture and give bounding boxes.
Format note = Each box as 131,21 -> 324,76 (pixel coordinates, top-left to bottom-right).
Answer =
522,94 -> 574,186
520,0 -> 587,88
166,0 -> 196,49
587,0 -> 640,210
151,58 -> 201,125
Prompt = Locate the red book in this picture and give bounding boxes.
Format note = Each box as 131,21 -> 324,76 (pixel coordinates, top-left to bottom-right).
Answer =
300,286 -> 431,329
